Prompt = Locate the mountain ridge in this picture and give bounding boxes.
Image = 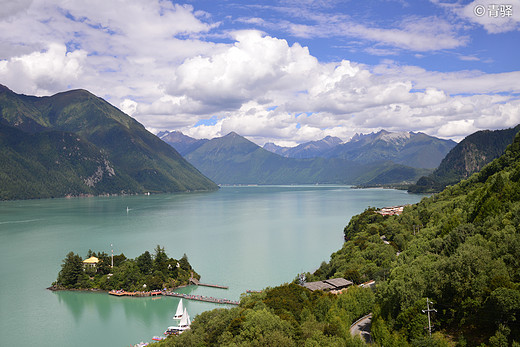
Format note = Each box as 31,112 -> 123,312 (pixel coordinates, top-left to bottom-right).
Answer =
259,129 -> 456,169
182,131 -> 430,185
323,130 -> 456,169
0,85 -> 218,200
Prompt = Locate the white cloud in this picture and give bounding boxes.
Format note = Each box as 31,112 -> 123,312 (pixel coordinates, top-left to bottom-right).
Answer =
119,98 -> 138,116
437,119 -> 477,138
344,16 -> 467,51
0,0 -> 32,20
242,5 -> 468,52
166,30 -> 318,113
0,43 -> 87,95
0,0 -> 217,99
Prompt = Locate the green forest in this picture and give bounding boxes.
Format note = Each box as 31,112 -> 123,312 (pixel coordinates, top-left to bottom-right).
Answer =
53,246 -> 199,291
158,132 -> 520,346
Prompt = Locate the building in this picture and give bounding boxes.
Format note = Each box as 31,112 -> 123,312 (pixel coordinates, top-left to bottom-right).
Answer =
376,205 -> 407,216
303,277 -> 353,293
323,278 -> 353,290
83,256 -> 99,269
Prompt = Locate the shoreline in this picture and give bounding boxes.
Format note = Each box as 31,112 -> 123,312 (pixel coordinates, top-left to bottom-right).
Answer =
47,285 -> 239,305
46,284 -> 189,294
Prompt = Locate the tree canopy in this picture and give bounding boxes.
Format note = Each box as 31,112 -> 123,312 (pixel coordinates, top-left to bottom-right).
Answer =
53,245 -> 198,291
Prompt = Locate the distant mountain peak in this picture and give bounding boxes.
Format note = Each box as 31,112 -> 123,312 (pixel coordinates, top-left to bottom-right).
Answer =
378,131 -> 411,143
158,130 -> 192,141
158,130 -> 209,156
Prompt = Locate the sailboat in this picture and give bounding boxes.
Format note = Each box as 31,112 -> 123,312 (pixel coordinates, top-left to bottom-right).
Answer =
178,307 -> 191,331
172,299 -> 183,320
165,306 -> 191,335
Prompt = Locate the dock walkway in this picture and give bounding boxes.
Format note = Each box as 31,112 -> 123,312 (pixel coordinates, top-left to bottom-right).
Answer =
163,291 -> 239,305
109,290 -> 162,297
189,276 -> 229,289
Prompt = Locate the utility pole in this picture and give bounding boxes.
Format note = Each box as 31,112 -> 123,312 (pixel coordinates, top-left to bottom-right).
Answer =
111,243 -> 114,268
422,297 -> 437,337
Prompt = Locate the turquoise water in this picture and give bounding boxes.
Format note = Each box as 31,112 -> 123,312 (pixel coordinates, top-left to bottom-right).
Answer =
0,186 -> 426,346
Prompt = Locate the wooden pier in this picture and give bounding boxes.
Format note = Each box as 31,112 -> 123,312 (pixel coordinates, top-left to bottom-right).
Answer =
163,291 -> 239,305
189,276 -> 228,289
108,290 -> 162,297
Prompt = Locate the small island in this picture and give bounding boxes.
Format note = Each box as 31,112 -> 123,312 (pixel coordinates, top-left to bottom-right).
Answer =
50,245 -> 200,292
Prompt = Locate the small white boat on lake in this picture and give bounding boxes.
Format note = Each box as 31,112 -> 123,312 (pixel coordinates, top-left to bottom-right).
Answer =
165,307 -> 191,335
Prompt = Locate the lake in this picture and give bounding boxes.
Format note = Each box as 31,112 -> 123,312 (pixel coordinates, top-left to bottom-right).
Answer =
0,185 -> 426,346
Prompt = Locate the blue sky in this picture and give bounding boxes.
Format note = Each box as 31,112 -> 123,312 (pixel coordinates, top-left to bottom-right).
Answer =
0,0 -> 519,145
197,0 -> 517,73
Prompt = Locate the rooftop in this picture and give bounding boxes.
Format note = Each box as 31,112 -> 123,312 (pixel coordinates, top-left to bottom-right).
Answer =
303,277 -> 353,291
83,256 -> 99,264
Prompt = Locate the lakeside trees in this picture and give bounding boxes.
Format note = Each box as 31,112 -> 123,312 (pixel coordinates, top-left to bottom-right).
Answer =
53,245 -> 198,291
158,284 -> 374,346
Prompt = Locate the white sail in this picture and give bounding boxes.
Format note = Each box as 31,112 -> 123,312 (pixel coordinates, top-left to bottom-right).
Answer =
173,299 -> 183,320
179,307 -> 188,327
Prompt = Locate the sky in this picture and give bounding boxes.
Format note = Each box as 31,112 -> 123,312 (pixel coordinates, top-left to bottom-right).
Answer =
0,0 -> 519,146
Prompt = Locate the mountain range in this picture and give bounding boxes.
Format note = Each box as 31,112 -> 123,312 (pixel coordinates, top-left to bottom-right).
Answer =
158,130 -> 209,156
168,131 -> 432,185
408,124 -> 520,193
263,136 -> 343,159
263,130 -> 456,169
0,85 -> 217,200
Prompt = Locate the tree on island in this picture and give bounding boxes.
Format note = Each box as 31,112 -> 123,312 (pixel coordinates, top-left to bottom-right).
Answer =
56,252 -> 86,289
53,245 -> 199,291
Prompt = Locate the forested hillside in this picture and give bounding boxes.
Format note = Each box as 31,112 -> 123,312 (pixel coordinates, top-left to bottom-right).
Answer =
312,130 -> 520,345
0,85 -> 217,199
159,130 -> 520,346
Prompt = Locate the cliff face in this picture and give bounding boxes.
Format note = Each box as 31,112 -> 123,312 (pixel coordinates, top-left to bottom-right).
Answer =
408,124 -> 520,193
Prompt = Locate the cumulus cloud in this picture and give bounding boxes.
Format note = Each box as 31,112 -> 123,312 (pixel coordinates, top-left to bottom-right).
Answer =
166,30 -> 318,113
156,30 -> 519,144
0,43 -> 87,95
0,0 -> 217,99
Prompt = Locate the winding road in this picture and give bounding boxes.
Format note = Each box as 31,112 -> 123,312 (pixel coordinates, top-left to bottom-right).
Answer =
350,313 -> 372,343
